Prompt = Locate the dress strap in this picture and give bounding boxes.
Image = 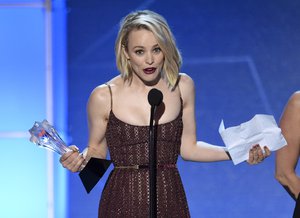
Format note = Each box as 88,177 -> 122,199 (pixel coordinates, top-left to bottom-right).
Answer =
176,74 -> 182,99
176,75 -> 183,108
106,83 -> 113,110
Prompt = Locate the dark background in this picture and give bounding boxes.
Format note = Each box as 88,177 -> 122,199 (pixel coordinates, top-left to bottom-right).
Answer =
66,0 -> 300,217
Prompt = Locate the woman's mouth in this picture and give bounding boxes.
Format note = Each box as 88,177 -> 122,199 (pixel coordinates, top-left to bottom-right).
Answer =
143,67 -> 156,74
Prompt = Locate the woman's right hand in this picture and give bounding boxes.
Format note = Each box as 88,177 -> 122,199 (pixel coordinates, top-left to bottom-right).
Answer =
59,145 -> 86,172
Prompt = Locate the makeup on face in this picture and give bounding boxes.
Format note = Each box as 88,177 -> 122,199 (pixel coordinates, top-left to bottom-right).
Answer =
126,29 -> 164,82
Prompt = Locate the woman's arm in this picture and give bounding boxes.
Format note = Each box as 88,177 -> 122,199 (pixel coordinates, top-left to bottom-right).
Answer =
85,84 -> 110,159
179,74 -> 269,163
276,91 -> 300,200
60,84 -> 110,172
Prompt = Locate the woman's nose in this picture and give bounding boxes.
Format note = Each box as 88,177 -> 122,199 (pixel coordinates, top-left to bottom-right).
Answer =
145,53 -> 154,65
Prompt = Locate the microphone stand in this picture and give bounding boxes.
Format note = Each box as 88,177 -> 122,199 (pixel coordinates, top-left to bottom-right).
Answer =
148,88 -> 162,218
149,105 -> 157,218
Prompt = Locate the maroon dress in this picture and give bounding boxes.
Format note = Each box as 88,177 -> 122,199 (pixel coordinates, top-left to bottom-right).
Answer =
98,86 -> 190,217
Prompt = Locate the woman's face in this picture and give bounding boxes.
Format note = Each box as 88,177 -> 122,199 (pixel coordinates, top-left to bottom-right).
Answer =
124,28 -> 164,86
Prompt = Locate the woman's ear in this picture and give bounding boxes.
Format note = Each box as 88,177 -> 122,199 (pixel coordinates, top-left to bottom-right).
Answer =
122,45 -> 130,60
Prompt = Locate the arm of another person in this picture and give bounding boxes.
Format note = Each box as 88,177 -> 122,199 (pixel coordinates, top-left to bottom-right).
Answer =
60,85 -> 110,172
179,73 -> 270,163
276,91 -> 300,200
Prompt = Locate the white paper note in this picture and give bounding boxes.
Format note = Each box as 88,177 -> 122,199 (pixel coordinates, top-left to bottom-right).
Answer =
219,114 -> 287,165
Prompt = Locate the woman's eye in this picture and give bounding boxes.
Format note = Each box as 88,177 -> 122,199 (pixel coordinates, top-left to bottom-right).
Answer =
135,50 -> 144,55
153,47 -> 161,53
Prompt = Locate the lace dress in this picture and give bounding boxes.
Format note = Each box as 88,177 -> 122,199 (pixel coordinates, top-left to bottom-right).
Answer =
98,87 -> 190,217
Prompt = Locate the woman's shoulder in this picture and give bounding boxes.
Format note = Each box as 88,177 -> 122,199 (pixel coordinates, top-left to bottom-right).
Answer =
106,75 -> 123,86
289,91 -> 300,108
291,91 -> 300,99
89,76 -> 123,103
179,72 -> 194,84
178,73 -> 195,93
177,73 -> 195,105
92,76 -> 122,92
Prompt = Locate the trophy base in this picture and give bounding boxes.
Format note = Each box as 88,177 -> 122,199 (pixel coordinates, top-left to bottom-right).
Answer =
79,157 -> 112,193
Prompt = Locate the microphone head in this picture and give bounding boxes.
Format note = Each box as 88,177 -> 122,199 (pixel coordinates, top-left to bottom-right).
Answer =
148,88 -> 163,107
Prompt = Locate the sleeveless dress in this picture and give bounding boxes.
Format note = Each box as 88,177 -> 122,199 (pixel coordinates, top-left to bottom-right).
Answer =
98,85 -> 190,217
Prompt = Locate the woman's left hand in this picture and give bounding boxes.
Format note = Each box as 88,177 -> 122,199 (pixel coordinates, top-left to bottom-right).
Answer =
247,144 -> 271,164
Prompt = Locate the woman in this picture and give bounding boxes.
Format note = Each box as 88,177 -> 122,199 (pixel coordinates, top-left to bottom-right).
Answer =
276,91 -> 300,217
60,10 -> 270,217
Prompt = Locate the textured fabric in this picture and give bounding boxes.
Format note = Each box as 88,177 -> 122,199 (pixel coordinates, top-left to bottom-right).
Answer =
98,86 -> 190,217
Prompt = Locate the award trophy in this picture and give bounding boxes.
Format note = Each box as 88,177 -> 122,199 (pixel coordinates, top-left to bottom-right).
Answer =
29,119 -> 111,193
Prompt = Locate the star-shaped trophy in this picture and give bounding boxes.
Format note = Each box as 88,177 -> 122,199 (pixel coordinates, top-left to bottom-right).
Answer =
29,119 -> 111,193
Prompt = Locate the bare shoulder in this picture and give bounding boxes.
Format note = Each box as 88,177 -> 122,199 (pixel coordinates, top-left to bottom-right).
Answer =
89,84 -> 110,104
178,73 -> 195,105
88,76 -> 122,111
291,91 -> 300,102
288,91 -> 300,109
90,76 -> 122,100
178,73 -> 194,94
281,91 -> 300,124
178,73 -> 195,92
179,73 -> 194,86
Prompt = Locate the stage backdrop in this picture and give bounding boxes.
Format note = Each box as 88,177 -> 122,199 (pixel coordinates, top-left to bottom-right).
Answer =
0,0 -> 67,217
67,0 -> 300,218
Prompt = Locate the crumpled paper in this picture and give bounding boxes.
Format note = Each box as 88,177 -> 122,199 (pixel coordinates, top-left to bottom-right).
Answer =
219,114 -> 287,165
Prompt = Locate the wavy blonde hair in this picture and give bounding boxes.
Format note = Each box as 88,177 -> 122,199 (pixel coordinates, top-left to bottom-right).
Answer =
115,10 -> 182,88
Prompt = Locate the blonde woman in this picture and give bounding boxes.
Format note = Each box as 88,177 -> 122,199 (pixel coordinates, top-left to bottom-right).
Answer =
60,10 -> 270,217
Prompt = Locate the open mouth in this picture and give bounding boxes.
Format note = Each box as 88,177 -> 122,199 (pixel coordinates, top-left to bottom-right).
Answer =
143,67 -> 156,74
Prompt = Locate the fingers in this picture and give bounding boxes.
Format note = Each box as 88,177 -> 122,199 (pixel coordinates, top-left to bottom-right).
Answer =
60,146 -> 86,172
247,144 -> 262,165
263,146 -> 271,157
247,146 -> 255,164
247,146 -> 260,165
60,145 -> 79,162
257,145 -> 264,162
59,150 -> 74,162
247,144 -> 272,165
69,145 -> 79,152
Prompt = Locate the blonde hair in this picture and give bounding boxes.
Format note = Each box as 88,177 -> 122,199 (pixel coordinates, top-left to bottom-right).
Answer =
115,10 -> 182,88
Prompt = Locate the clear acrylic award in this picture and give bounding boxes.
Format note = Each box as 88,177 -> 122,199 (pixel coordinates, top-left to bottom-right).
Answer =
29,119 -> 71,155
29,119 -> 111,193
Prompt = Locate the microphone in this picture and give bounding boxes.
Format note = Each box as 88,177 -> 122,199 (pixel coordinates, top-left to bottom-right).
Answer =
148,88 -> 163,107
147,88 -> 163,218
